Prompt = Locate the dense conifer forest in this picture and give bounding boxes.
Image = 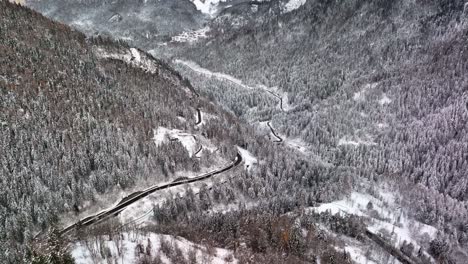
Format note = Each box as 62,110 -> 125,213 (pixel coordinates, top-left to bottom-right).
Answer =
2,0 -> 468,263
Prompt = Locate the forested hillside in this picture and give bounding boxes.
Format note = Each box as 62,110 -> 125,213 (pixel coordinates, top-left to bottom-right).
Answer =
0,1 -> 236,261
175,0 -> 468,262
1,2 -> 355,263
7,0 -> 468,263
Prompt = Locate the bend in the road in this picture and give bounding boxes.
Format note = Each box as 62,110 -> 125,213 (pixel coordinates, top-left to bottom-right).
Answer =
60,152 -> 242,235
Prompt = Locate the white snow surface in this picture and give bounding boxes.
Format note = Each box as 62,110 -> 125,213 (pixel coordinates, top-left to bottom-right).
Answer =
190,0 -> 271,16
353,90 -> 366,101
311,190 -> 438,253
282,0 -> 306,13
95,47 -> 160,73
344,246 -> 378,264
353,82 -> 379,102
153,127 -> 198,157
236,146 -> 257,171
95,46 -> 190,94
130,48 -> 141,62
95,46 -> 193,94
171,27 -> 211,43
190,0 -> 226,16
379,93 -> 392,105
72,232 -> 237,264
175,59 -> 253,90
376,122 -> 389,129
338,137 -> 377,147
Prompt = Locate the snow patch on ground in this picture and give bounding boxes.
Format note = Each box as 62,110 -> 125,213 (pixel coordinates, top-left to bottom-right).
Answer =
284,137 -> 309,153
281,92 -> 293,111
311,190 -> 438,255
338,137 -> 377,147
72,232 -> 237,264
313,192 -> 369,216
379,94 -> 392,105
130,48 -> 141,62
175,59 -> 253,90
236,146 -> 257,171
283,136 -> 334,166
95,46 -> 193,98
171,27 -> 211,43
353,91 -> 365,101
190,0 -> 226,16
344,245 -> 378,264
282,0 -> 306,13
153,127 -> 198,157
95,47 -> 161,74
353,82 -> 379,102
376,123 -> 389,129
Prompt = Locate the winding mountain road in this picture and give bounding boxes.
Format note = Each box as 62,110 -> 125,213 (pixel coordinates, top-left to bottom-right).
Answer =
194,144 -> 203,157
267,122 -> 283,143
51,49 -> 245,237
60,152 -> 242,235
195,108 -> 202,126
264,90 -> 285,112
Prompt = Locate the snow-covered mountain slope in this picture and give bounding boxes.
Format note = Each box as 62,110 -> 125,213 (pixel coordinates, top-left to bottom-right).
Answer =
176,1 -> 468,263
10,0 -> 468,263
4,3 -> 357,264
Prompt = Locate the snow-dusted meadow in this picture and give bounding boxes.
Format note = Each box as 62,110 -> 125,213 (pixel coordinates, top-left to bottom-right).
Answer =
311,187 -> 438,264
72,232 -> 237,264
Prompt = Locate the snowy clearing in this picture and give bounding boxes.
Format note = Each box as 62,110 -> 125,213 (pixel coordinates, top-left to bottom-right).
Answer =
190,0 -> 226,16
94,46 -> 196,95
130,48 -> 141,62
379,94 -> 392,105
353,90 -> 366,101
153,127 -> 198,157
72,232 -> 237,264
343,245 -> 378,264
177,116 -> 187,123
171,27 -> 211,43
282,0 -> 307,13
95,47 -> 159,73
175,59 -> 254,90
376,123 -> 389,129
353,82 -> 379,102
338,137 -> 377,147
311,190 -> 438,255
283,136 -> 308,153
236,146 -> 257,171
